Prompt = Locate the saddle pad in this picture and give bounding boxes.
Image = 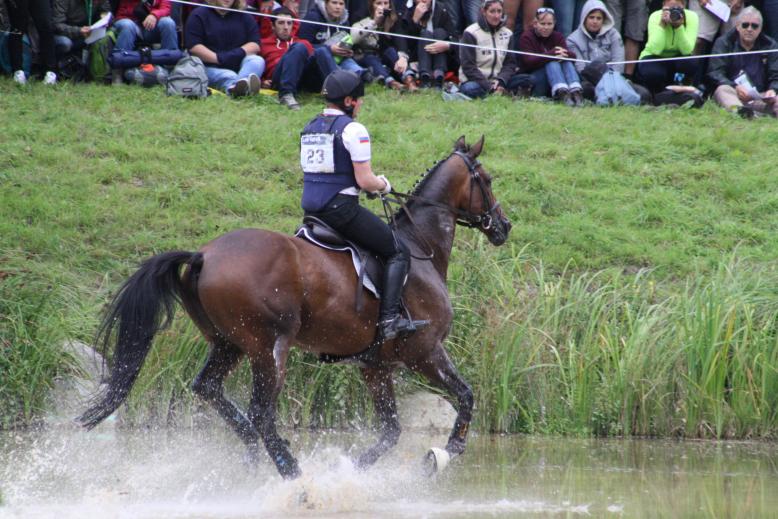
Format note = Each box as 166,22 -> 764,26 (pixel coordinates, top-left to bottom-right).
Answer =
295,226 -> 379,298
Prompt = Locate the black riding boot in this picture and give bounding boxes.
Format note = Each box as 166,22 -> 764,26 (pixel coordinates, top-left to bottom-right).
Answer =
378,256 -> 429,341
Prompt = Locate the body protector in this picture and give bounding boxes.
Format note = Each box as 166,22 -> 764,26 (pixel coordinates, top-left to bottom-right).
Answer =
300,114 -> 358,212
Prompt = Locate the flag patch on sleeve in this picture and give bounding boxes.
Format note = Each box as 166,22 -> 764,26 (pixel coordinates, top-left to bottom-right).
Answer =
359,136 -> 370,143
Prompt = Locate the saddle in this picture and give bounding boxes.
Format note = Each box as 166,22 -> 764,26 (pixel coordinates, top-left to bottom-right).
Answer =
295,216 -> 385,304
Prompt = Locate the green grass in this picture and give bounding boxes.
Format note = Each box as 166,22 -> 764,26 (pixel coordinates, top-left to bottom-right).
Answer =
1,78 -> 776,437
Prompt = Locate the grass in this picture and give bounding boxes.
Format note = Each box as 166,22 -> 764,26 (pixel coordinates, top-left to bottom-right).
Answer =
0,78 -> 776,437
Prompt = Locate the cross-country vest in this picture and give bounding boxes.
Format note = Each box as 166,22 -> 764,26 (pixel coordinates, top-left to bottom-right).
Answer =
300,114 -> 357,212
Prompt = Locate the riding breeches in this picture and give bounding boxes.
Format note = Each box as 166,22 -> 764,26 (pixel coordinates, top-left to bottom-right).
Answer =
305,194 -> 408,262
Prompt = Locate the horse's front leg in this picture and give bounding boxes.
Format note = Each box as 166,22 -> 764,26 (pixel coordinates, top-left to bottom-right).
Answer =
247,336 -> 301,480
409,344 -> 473,457
355,366 -> 401,469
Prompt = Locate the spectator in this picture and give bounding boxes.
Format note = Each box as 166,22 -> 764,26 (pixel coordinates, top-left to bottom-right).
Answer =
112,0 -> 179,84
764,0 -> 778,41
260,7 -> 321,109
6,0 -> 59,84
350,0 -> 406,89
459,0 -> 521,98
256,0 -> 300,39
519,6 -> 584,105
52,0 -> 112,58
636,0 -> 700,93
298,0 -> 366,77
566,0 -> 624,99
398,0 -> 458,89
185,0 -> 265,96
551,0 -> 587,36
602,0 -> 649,76
708,6 -> 778,117
503,0 -> 543,32
688,0 -> 741,56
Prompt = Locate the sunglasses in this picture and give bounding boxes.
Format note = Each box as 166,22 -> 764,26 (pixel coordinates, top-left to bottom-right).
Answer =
740,22 -> 760,29
536,6 -> 554,15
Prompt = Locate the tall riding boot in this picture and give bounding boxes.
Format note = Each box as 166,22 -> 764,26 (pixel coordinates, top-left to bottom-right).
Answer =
378,256 -> 428,341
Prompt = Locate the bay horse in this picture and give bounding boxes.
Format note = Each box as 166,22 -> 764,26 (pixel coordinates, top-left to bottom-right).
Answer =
79,135 -> 511,479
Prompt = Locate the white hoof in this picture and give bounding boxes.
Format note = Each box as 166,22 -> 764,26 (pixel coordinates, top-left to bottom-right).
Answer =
423,447 -> 450,477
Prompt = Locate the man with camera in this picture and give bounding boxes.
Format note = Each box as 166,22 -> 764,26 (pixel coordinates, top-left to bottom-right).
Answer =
635,0 -> 701,94
708,6 -> 778,117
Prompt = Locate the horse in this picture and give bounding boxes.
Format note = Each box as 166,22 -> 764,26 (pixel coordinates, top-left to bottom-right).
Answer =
78,135 -> 511,479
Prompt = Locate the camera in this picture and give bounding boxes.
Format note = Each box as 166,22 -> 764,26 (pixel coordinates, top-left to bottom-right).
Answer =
668,6 -> 684,22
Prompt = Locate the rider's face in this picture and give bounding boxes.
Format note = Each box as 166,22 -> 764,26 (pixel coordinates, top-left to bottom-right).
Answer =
345,96 -> 363,117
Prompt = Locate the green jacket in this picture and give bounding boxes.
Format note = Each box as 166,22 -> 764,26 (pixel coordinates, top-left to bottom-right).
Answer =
639,9 -> 698,59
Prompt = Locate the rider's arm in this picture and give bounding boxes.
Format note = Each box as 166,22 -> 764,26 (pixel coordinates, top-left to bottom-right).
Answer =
354,161 -> 390,193
343,122 -> 391,194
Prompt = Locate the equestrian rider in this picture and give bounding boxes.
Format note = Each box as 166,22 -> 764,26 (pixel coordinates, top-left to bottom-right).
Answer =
300,69 -> 428,341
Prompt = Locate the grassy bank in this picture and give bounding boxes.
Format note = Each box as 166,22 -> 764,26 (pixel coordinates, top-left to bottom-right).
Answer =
1,79 -> 776,437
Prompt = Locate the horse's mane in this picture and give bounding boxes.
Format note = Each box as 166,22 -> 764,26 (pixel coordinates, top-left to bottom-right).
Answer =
391,146 -> 466,221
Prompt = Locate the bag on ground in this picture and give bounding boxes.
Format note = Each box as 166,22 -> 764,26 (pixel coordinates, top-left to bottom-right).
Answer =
595,70 -> 641,106
88,29 -> 116,82
124,64 -> 169,87
165,54 -> 209,98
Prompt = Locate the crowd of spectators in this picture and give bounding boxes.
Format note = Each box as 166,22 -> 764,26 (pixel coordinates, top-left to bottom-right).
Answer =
1,0 -> 777,116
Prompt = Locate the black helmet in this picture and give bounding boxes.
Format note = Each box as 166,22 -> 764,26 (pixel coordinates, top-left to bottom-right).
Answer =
322,70 -> 364,102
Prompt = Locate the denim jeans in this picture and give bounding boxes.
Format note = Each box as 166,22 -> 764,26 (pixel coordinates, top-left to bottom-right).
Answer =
335,55 -> 365,75
418,28 -> 448,78
206,55 -> 265,92
114,17 -> 178,51
54,35 -> 84,56
357,53 -> 392,82
529,68 -> 550,96
460,80 -> 488,98
545,60 -> 582,94
272,43 -> 335,95
551,0 -> 586,37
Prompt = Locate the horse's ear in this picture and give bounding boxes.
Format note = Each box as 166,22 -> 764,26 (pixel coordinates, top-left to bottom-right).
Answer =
469,135 -> 485,159
454,135 -> 467,152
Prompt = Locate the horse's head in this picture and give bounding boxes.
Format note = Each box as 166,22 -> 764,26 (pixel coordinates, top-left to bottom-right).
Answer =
449,135 -> 511,246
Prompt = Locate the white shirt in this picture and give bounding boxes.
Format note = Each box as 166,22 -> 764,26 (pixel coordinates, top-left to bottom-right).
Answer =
322,108 -> 371,163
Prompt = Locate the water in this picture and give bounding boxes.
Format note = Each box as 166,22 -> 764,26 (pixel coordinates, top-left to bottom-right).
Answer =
1,426 -> 777,518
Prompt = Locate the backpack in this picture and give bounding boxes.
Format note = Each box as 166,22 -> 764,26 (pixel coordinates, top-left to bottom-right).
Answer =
595,70 -> 641,106
165,54 -> 209,98
88,29 -> 116,83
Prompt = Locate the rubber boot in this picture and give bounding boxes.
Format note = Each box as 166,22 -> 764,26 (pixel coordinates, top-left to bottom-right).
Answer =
378,256 -> 428,341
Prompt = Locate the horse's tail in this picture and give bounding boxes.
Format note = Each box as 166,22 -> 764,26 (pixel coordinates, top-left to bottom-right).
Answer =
78,251 -> 203,429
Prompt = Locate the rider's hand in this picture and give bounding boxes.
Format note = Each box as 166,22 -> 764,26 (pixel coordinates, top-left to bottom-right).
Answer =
376,175 -> 392,195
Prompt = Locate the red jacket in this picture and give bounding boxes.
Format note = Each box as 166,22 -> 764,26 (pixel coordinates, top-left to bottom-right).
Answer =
518,28 -> 576,72
260,35 -> 312,79
116,0 -> 172,21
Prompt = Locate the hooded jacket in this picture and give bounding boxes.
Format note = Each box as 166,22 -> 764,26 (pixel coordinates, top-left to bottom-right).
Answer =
565,0 -> 624,73
260,34 -> 313,79
459,13 -> 516,88
298,0 -> 350,47
707,27 -> 778,92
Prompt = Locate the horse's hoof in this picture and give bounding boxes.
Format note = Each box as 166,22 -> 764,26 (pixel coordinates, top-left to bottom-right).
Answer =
422,447 -> 450,477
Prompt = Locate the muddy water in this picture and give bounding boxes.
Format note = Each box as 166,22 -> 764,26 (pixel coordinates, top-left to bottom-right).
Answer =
1,426 -> 777,518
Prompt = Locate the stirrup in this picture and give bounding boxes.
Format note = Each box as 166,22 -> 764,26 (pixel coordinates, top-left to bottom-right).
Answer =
379,316 -> 429,341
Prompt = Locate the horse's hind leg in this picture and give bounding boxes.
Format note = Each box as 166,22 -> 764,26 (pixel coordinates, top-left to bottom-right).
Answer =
355,366 -> 401,469
192,337 -> 260,459
247,335 -> 301,479
409,345 -> 473,457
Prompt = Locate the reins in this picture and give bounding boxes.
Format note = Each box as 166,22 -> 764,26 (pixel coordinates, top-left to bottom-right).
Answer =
379,151 -> 501,261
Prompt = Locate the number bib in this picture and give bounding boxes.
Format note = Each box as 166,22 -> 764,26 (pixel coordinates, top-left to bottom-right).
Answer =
300,133 -> 335,173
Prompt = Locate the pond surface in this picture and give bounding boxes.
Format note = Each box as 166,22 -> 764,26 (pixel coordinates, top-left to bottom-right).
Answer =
0,426 -> 776,518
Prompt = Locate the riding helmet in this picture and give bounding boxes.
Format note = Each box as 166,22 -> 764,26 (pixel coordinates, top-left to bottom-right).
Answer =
322,70 -> 365,102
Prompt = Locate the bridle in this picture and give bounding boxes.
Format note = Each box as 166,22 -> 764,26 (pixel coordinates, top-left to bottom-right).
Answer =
381,150 -> 502,259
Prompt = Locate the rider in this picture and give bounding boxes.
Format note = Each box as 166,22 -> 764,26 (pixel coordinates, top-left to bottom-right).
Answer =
300,69 -> 428,341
